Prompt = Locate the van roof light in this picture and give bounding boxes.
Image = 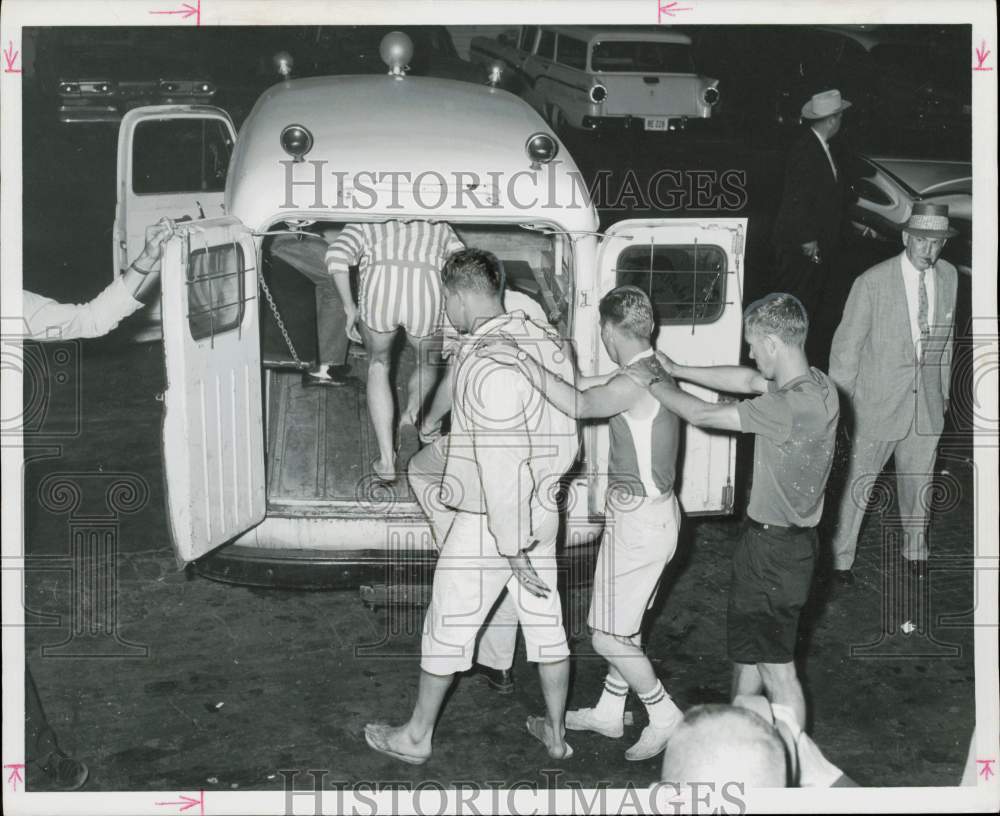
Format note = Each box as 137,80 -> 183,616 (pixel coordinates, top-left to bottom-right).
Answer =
380,31 -> 414,78
280,124 -> 313,163
526,132 -> 559,168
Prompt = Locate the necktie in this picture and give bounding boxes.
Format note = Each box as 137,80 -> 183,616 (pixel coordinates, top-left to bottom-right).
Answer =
917,268 -> 929,357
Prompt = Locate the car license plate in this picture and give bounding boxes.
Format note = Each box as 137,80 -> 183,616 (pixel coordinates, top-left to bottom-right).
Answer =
644,117 -> 668,131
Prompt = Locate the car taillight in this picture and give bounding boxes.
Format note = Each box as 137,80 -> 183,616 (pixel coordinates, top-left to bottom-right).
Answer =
589,84 -> 608,104
703,86 -> 720,106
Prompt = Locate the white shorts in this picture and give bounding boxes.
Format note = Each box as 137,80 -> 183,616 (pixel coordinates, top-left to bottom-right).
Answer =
420,508 -> 570,675
588,493 -> 680,642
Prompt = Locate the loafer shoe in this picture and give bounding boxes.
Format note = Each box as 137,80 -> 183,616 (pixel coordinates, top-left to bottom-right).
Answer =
474,664 -> 515,694
565,707 -> 624,739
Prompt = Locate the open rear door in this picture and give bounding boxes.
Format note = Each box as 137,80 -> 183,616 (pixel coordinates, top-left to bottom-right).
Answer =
589,217 -> 747,516
114,105 -> 236,338
160,217 -> 265,562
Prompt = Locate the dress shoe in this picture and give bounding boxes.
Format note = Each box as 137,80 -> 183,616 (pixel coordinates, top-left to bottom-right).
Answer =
37,750 -> 89,791
832,569 -> 854,587
473,664 -> 515,694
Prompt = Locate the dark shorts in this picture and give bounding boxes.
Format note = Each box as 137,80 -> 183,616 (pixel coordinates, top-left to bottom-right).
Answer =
727,519 -> 818,664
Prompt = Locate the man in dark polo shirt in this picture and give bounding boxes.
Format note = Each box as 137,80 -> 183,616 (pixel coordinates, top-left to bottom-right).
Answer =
625,293 -> 839,731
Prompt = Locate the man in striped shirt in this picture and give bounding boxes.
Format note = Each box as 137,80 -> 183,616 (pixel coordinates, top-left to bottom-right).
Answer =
325,220 -> 465,482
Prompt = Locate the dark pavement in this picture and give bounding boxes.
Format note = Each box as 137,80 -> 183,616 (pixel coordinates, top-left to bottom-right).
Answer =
19,339 -> 975,790
16,66 -> 977,793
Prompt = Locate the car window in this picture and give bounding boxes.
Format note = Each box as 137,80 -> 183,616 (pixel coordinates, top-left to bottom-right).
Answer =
591,40 -> 694,73
519,26 -> 540,52
855,178 -> 893,207
132,118 -> 233,195
536,30 -> 556,60
556,35 -> 588,70
186,242 -> 246,341
615,244 -> 727,325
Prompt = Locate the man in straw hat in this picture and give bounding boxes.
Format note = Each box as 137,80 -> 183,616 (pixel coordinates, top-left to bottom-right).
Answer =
827,203 -> 959,586
771,89 -> 853,368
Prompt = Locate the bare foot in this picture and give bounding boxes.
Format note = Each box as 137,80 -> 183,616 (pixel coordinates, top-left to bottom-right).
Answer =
526,715 -> 574,760
364,722 -> 431,765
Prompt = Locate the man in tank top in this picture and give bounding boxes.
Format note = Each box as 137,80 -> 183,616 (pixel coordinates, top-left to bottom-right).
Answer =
480,284 -> 685,762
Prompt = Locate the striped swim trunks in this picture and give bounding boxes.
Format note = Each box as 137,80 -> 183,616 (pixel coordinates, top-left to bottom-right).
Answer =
359,259 -> 443,338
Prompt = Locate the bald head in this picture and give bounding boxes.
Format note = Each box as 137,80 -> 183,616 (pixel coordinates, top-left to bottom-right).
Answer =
661,704 -> 788,788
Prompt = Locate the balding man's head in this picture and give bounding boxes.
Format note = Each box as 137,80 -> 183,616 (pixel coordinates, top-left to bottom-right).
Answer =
661,704 -> 788,788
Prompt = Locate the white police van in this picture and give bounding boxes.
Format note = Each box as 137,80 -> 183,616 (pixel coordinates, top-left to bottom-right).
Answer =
114,36 -> 746,585
470,26 -> 720,133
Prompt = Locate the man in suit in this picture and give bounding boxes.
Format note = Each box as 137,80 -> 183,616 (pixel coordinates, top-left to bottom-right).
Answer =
827,203 -> 958,585
771,89 -> 852,368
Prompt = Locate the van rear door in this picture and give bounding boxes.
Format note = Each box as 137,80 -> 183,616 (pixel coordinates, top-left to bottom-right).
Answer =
589,218 -> 747,516
160,217 -> 266,562
114,105 -> 236,336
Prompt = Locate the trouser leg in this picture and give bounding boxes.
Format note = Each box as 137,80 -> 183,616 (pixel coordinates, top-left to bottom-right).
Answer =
314,275 -> 349,366
407,437 -> 455,548
476,591 -> 518,671
830,434 -> 895,571
892,426 -> 941,562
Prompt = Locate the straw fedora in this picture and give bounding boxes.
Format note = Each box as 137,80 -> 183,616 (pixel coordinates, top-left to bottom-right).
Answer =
903,203 -> 959,238
801,89 -> 852,120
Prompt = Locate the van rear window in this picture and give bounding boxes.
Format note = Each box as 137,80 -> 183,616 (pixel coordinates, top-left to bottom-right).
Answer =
556,36 -> 588,70
591,41 -> 694,74
132,118 -> 233,195
615,244 -> 726,325
186,242 -> 247,341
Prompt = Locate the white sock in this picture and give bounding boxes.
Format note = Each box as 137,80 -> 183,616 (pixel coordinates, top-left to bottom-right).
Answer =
638,680 -> 681,729
592,674 -> 629,721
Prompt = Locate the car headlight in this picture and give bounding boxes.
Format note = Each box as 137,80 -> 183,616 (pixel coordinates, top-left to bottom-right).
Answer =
589,84 -> 608,104
160,80 -> 180,93
196,82 -> 215,95
59,82 -> 80,95
703,86 -> 720,106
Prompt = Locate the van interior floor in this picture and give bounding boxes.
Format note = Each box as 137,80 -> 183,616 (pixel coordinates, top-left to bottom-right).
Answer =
265,349 -> 426,507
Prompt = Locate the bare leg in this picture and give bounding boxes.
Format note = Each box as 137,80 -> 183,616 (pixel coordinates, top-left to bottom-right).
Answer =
420,365 -> 453,438
592,629 -> 657,695
732,662 -> 765,701
403,332 -> 444,428
367,669 -> 452,761
533,659 -> 571,758
758,661 -> 807,731
360,322 -> 397,471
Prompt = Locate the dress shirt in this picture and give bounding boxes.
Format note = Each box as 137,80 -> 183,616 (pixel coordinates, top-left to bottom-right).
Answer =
21,278 -> 143,341
810,127 -> 838,180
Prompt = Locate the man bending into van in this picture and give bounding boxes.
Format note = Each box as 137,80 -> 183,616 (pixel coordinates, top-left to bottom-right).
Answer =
482,285 -> 686,761
624,293 -> 839,732
364,249 -> 579,764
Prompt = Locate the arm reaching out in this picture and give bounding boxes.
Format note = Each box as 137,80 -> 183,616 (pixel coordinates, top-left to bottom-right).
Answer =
624,365 -> 743,431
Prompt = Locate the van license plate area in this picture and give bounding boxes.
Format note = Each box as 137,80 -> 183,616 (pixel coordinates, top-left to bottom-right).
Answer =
644,117 -> 668,131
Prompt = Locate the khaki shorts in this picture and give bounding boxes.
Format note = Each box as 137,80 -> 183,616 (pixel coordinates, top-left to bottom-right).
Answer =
588,493 -> 680,642
420,508 -> 570,676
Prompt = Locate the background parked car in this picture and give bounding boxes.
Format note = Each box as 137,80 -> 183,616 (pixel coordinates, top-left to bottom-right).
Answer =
35,27 -> 220,124
849,155 -> 972,274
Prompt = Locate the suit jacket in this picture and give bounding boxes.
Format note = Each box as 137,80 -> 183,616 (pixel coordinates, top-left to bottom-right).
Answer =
442,311 -> 580,557
771,128 -> 848,258
829,252 -> 957,441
